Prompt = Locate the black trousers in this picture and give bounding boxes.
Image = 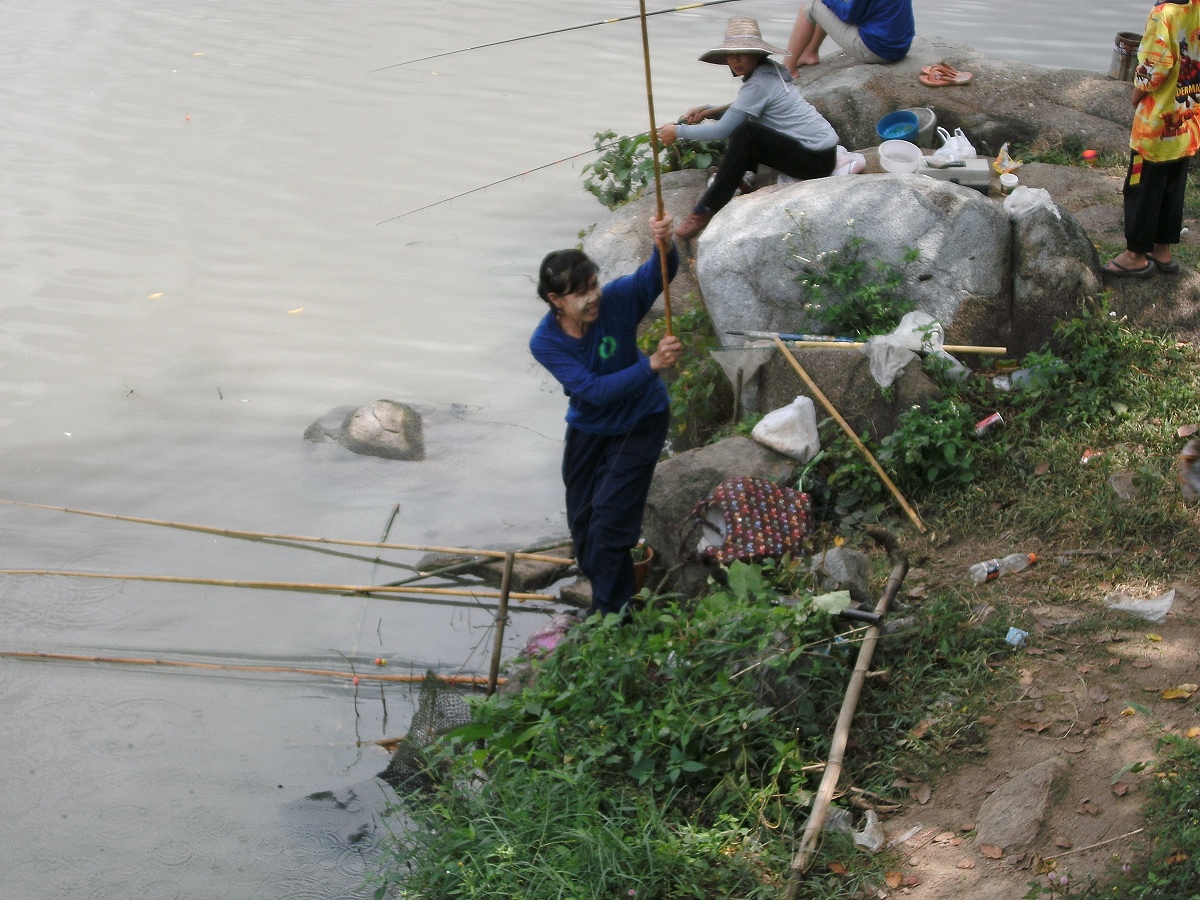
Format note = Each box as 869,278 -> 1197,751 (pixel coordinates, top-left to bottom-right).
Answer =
1123,151 -> 1191,253
562,410 -> 669,617
699,120 -> 837,213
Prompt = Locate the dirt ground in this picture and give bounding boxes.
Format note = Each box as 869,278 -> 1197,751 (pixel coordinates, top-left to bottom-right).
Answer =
857,533 -> 1200,899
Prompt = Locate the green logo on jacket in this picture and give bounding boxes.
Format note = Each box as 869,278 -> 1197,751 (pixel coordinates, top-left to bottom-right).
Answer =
598,335 -> 617,360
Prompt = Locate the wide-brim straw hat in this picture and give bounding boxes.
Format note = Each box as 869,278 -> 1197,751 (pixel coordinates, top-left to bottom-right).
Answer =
700,16 -> 786,64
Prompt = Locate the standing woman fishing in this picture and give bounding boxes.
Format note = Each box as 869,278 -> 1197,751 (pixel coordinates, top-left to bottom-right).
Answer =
530,215 -> 681,618
657,16 -> 841,240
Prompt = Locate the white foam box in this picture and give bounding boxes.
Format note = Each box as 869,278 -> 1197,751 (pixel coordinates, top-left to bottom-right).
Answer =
918,157 -> 991,193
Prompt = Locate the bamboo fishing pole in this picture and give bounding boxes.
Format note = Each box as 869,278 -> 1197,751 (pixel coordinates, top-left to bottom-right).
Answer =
638,0 -> 673,336
785,526 -> 907,892
0,568 -> 558,607
0,498 -> 573,566
0,650 -> 499,686
772,336 -> 926,533
730,330 -> 1008,355
368,0 -> 747,72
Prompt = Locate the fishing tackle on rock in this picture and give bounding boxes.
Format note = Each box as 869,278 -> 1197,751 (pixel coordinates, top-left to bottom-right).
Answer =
368,0 -> 748,72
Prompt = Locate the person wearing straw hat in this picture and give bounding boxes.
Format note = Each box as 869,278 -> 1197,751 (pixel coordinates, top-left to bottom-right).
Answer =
658,16 -> 840,241
784,0 -> 914,74
530,214 -> 682,619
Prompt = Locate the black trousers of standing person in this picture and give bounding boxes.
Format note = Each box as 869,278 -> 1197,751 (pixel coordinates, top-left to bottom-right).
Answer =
1123,151 -> 1192,253
562,409 -> 669,618
698,120 -> 837,214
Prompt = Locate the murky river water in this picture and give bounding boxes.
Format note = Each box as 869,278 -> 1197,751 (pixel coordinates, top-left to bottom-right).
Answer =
0,1 -> 1142,896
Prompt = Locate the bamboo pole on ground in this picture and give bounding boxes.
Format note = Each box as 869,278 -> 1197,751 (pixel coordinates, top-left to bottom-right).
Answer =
783,340 -> 1007,355
0,568 -> 556,607
0,499 -> 573,565
638,0 -> 672,335
0,650 -> 498,686
784,526 -> 908,896
487,552 -> 516,696
772,336 -> 926,534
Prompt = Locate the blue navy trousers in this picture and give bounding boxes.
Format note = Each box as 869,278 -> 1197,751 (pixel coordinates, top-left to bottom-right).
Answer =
562,409 -> 669,617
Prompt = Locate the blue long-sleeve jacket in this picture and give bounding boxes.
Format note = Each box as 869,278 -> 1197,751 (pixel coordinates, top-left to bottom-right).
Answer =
530,244 -> 678,435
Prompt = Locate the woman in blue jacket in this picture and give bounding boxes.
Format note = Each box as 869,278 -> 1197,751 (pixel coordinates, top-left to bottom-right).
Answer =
786,0 -> 915,73
529,215 -> 681,618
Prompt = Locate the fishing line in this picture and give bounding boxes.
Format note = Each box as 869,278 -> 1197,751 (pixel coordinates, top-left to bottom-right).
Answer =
377,138 -> 628,224
368,0 -> 748,73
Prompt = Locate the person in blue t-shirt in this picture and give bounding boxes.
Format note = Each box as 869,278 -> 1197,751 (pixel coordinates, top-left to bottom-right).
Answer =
529,214 -> 681,618
785,0 -> 915,74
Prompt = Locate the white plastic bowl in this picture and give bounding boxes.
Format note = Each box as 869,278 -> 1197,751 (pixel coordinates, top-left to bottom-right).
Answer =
878,139 -> 923,174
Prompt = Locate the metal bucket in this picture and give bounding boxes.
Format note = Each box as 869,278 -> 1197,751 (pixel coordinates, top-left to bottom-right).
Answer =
1109,31 -> 1142,81
902,106 -> 938,148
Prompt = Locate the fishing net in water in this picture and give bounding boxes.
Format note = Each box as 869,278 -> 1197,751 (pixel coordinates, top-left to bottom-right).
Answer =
379,671 -> 473,793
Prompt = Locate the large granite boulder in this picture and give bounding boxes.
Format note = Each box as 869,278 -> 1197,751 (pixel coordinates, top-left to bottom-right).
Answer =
695,174 -> 1012,348
643,436 -> 798,596
1010,204 -> 1104,357
304,400 -> 425,460
582,168 -> 709,316
792,36 -> 1132,157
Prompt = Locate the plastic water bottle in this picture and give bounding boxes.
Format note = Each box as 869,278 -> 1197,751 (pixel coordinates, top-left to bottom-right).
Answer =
969,552 -> 1037,584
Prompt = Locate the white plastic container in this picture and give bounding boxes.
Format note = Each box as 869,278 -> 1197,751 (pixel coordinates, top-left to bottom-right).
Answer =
878,139 -> 923,174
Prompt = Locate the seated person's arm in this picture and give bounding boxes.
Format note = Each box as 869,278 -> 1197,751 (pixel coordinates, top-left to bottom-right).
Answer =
676,106 -> 748,142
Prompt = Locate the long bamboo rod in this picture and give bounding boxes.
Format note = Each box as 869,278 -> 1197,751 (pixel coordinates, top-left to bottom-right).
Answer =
638,0 -> 673,336
772,337 -> 926,533
487,552 -> 516,696
785,526 -> 907,893
0,650 -> 499,686
784,340 -> 1007,355
0,499 -> 574,566
0,568 -> 556,605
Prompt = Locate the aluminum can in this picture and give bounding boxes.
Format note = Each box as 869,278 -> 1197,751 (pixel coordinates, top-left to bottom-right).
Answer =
974,412 -> 1003,436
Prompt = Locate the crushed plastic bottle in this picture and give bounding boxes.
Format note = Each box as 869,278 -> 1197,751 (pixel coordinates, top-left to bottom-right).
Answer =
969,552 -> 1037,584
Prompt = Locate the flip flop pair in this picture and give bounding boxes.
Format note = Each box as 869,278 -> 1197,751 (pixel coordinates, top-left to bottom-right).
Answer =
1103,257 -> 1155,279
920,63 -> 973,87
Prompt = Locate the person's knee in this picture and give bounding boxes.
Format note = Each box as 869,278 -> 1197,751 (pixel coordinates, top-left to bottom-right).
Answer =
804,0 -> 820,25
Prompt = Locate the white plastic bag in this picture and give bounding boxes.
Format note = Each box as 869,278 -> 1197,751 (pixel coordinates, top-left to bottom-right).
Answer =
1104,588 -> 1175,624
860,311 -> 970,387
931,126 -> 975,163
1003,184 -> 1060,220
751,396 -> 820,462
833,144 -> 866,176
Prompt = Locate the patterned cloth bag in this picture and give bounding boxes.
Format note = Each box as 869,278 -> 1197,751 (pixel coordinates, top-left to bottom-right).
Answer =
684,476 -> 813,566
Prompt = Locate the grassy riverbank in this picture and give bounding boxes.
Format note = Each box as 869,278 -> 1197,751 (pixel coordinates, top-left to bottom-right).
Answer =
372,296 -> 1200,897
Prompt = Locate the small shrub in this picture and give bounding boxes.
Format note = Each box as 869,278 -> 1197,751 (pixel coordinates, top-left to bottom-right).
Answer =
583,129 -> 726,209
793,231 -> 919,337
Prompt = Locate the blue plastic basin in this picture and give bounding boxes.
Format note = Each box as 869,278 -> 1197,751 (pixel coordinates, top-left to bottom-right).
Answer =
875,110 -> 919,144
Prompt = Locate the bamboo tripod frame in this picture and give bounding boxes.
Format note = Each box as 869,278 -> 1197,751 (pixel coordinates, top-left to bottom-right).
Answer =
772,337 -> 926,533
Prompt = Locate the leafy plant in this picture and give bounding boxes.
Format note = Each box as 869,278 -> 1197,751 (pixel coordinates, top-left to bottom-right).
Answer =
639,305 -> 732,450
792,231 -> 919,337
583,129 -> 726,209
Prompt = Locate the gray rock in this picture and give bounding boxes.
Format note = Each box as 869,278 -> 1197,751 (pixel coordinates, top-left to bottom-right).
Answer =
695,175 -> 1011,351
791,37 -> 1132,157
756,345 -> 942,439
809,547 -> 872,605
305,399 -> 425,461
975,756 -> 1068,851
1009,205 -> 1103,357
643,436 -> 798,596
582,168 -> 708,318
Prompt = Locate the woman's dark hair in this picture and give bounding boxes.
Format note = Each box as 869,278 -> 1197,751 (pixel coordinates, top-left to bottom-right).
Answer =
537,249 -> 598,312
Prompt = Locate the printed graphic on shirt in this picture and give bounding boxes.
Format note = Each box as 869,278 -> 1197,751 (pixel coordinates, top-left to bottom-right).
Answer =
598,335 -> 617,360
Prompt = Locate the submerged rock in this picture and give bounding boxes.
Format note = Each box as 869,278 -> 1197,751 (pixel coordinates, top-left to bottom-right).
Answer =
305,399 -> 425,461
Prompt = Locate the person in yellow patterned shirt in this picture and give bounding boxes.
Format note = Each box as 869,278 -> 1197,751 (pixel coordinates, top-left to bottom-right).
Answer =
1106,0 -> 1200,278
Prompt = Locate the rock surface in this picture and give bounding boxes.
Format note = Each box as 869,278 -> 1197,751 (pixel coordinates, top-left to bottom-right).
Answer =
974,756 -> 1068,851
305,400 -> 425,460
643,436 -> 798,595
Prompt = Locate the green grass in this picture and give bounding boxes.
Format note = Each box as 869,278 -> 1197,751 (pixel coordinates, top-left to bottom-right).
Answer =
372,268 -> 1200,900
